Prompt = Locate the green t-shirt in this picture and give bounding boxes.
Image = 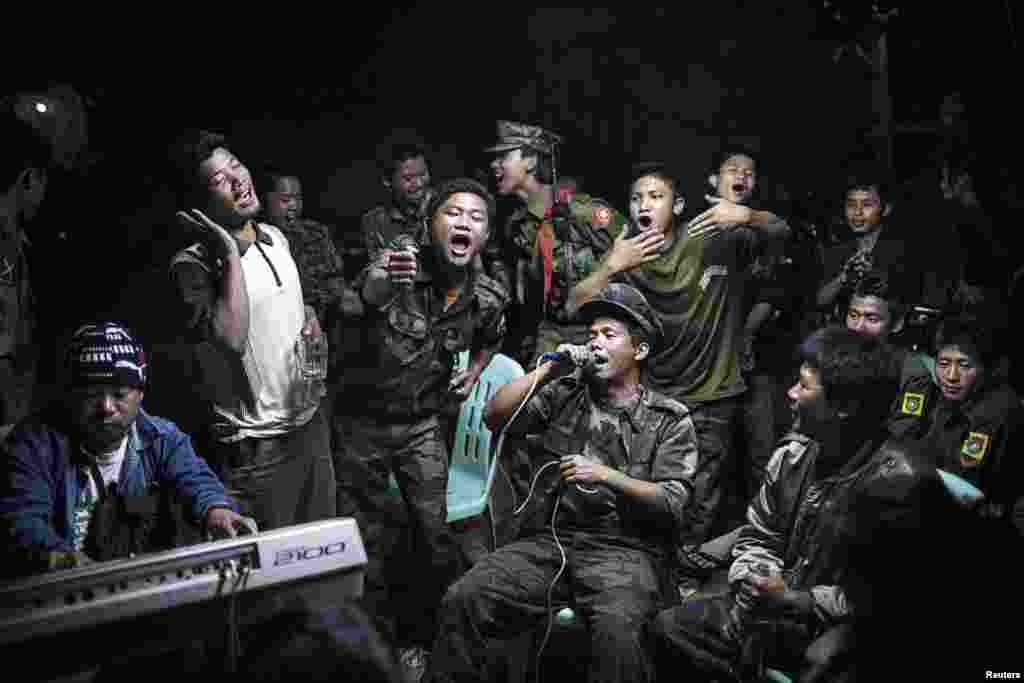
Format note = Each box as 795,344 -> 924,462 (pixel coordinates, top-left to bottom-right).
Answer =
615,225 -> 757,404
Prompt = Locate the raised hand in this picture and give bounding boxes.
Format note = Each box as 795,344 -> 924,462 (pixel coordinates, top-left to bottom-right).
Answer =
606,221 -> 667,273
386,246 -> 419,287
687,195 -> 753,239
177,209 -> 237,255
553,343 -> 591,368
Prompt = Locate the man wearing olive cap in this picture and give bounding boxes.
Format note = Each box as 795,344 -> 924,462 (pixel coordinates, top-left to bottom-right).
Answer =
485,120 -> 628,370
427,283 -> 697,683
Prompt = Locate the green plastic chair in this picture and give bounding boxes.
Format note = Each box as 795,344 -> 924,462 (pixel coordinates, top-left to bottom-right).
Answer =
918,352 -> 936,382
937,467 -> 985,507
385,352 -> 525,523
446,352 -> 524,522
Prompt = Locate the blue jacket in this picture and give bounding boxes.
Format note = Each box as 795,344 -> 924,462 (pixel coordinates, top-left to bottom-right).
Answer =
0,407 -> 234,555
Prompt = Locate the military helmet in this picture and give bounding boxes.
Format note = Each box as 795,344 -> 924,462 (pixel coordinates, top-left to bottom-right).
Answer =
576,283 -> 663,352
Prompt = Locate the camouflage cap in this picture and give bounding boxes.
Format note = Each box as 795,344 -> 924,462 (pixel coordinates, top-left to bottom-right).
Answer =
576,284 -> 664,351
483,120 -> 564,155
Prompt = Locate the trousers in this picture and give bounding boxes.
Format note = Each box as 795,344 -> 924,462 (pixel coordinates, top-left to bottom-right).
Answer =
428,530 -> 665,683
335,413 -> 459,647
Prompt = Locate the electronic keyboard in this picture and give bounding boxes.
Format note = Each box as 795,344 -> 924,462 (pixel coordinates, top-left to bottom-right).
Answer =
0,517 -> 367,647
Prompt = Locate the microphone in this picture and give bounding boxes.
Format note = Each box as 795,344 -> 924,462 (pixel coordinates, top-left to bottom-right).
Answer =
540,345 -> 593,367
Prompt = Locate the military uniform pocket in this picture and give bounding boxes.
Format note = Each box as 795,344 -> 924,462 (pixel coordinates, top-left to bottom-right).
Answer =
439,320 -> 471,354
384,306 -> 431,366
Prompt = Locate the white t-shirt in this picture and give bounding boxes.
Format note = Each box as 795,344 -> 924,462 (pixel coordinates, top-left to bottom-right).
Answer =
172,224 -> 319,442
72,436 -> 129,551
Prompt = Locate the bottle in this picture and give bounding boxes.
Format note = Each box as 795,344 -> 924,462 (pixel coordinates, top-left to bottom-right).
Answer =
296,332 -> 328,381
388,234 -> 420,290
388,235 -> 421,330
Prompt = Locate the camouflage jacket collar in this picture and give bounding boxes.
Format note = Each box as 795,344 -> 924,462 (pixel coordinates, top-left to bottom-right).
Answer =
581,380 -> 669,431
416,261 -> 478,314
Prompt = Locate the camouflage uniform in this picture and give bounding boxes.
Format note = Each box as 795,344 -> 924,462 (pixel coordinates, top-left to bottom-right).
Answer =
428,374 -> 698,683
482,120 -> 626,368
350,203 -> 421,399
507,194 -> 627,368
360,202 -> 425,262
335,255 -> 508,647
276,217 -> 359,373
277,217 -> 349,324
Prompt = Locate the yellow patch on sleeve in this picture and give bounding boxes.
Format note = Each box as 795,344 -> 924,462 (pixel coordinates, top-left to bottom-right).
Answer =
900,392 -> 925,416
960,432 -> 990,465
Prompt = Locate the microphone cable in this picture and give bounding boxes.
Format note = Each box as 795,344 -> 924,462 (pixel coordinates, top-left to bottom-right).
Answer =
489,354 -> 598,683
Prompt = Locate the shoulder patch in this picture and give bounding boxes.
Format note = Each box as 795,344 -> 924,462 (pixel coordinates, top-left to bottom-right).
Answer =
960,431 -> 990,466
570,194 -> 623,230
900,391 -> 925,416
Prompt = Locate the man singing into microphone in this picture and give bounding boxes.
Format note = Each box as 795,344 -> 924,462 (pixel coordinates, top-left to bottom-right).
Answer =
426,283 -> 698,683
572,159 -> 790,595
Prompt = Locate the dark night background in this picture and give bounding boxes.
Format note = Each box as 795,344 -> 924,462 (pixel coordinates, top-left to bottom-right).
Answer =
14,3 -> 1021,422
35,5 -> 1020,225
